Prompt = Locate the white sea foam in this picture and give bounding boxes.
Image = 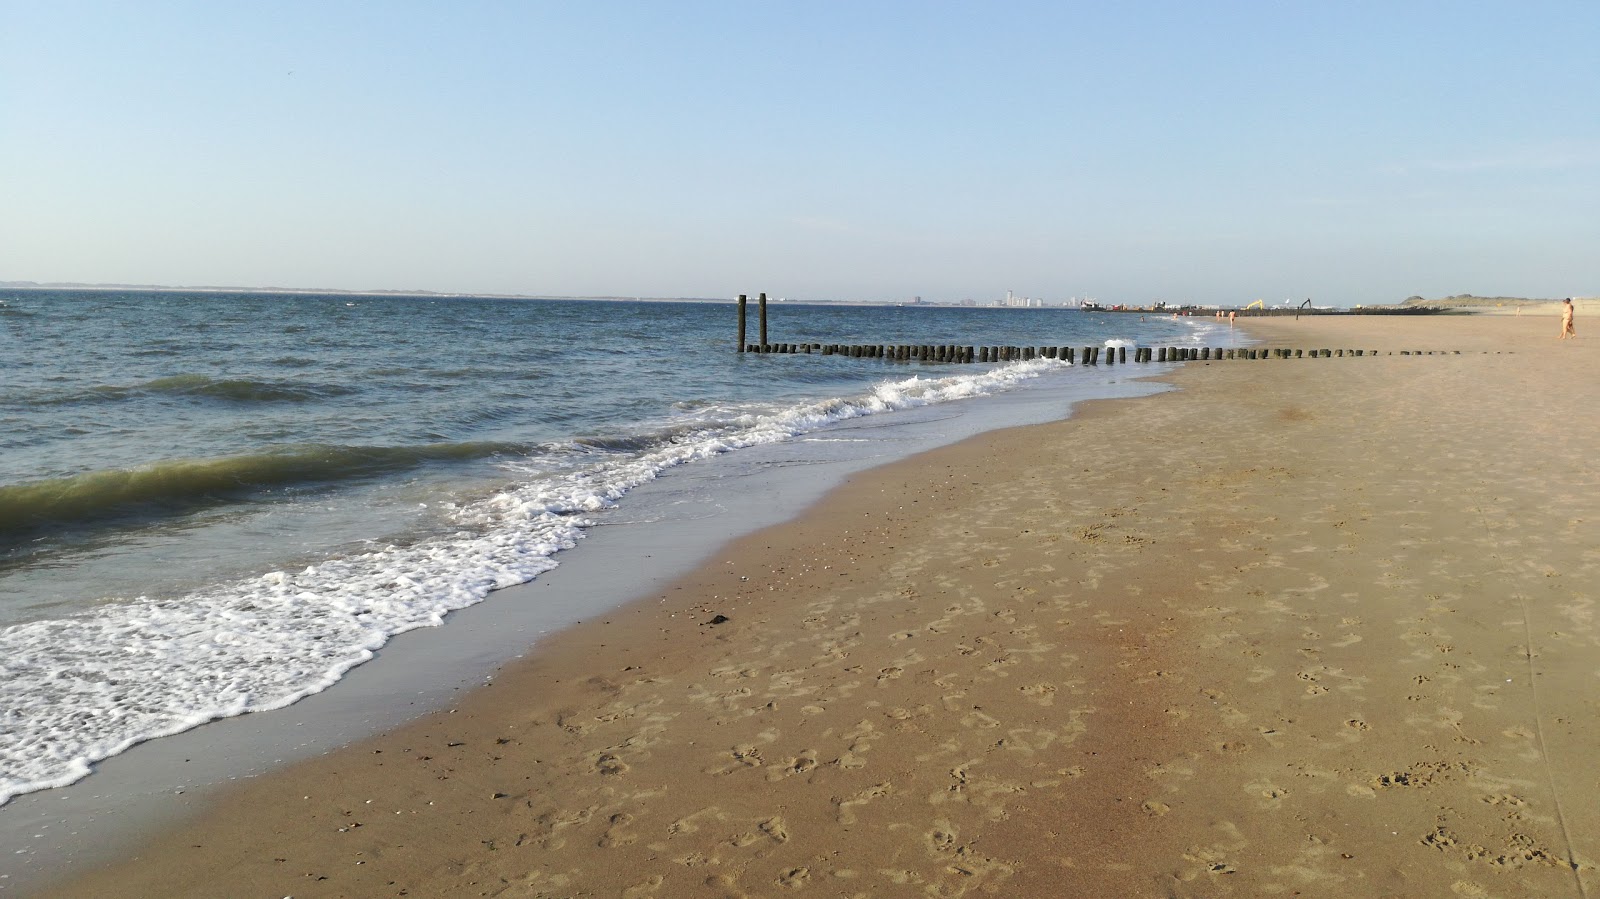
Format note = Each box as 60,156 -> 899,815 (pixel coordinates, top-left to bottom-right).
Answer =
0,359 -> 1063,805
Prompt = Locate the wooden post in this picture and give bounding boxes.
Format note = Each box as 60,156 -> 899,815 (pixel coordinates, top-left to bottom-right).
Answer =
757,293 -> 768,348
736,294 -> 747,352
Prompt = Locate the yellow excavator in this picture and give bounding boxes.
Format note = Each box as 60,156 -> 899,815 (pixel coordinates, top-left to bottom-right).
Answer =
1245,300 -> 1265,310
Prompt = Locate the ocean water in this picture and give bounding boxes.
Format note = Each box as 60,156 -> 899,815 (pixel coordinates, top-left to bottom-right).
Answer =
0,289 -> 1230,808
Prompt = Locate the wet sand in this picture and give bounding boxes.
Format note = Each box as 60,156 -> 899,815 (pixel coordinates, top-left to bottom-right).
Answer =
47,311 -> 1598,898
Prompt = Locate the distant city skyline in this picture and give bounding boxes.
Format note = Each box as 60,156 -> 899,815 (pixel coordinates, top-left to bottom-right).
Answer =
3,3 -> 1596,306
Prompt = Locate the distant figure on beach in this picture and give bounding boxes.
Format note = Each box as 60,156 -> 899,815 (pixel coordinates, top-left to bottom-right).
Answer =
1560,298 -> 1575,339
1228,310 -> 1236,326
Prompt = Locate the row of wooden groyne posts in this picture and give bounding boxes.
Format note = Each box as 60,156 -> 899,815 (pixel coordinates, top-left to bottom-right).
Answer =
732,294 -> 1461,365
741,342 -> 1456,363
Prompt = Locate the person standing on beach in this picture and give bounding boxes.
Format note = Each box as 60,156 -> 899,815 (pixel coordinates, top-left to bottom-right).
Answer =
1560,298 -> 1575,339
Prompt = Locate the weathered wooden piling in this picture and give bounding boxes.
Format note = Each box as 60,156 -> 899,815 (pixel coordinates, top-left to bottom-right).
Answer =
730,296 -> 1457,370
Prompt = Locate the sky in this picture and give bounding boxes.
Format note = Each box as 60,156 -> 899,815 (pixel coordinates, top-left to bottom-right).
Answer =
2,1 -> 1596,306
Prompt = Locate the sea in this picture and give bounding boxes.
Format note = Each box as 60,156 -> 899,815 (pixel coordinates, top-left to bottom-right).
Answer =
0,288 -> 1237,883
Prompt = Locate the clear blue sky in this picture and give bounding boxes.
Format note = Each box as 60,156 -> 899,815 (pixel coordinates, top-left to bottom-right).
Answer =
3,1 -> 1596,305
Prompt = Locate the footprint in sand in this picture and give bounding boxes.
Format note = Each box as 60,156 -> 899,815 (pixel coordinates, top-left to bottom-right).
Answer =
621,874 -> 665,898
600,812 -> 637,848
778,867 -> 810,889
596,753 -> 630,775
667,807 -> 723,836
961,709 -> 1003,729
1244,782 -> 1289,808
1482,794 -> 1527,808
705,745 -> 767,776
766,750 -> 819,782
836,783 -> 893,824
760,816 -> 790,844
886,704 -> 932,721
927,824 -> 958,852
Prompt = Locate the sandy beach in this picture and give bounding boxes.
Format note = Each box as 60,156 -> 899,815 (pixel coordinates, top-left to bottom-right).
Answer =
44,311 -> 1597,898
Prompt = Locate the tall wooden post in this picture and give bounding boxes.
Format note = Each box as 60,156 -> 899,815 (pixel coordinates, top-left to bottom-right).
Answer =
758,292 -> 768,349
736,294 -> 747,352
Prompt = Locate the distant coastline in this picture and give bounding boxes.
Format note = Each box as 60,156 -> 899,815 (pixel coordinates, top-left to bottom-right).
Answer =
2,281 -> 1588,310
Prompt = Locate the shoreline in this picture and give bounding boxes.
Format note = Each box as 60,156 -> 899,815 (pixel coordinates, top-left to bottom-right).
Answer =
2,343 -> 1184,894
39,311 -> 1600,897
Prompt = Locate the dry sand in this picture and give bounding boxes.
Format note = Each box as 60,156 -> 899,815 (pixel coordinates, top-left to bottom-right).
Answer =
46,312 -> 1598,898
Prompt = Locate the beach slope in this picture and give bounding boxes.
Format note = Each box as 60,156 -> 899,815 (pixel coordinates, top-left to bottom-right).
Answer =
49,313 -> 1598,898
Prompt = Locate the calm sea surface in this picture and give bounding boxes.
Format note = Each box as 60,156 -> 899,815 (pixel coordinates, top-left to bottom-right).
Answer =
0,289 -> 1227,806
